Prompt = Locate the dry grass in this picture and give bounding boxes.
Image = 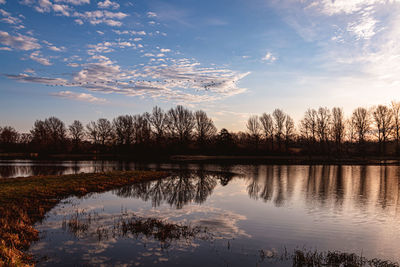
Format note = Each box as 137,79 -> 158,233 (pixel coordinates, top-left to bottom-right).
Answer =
0,170 -> 169,266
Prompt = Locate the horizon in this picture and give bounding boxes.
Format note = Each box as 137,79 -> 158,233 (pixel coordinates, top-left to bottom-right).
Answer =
1,0 -> 400,132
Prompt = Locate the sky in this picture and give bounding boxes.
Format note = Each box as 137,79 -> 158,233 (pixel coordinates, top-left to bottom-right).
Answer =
1,0 -> 400,132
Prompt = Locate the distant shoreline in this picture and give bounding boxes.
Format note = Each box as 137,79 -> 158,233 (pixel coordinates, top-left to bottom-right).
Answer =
1,152 -> 400,165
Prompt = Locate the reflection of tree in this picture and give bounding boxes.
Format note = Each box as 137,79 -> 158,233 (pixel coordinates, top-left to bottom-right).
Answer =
260,165 -> 274,201
242,165 -> 400,214
115,170 -> 230,209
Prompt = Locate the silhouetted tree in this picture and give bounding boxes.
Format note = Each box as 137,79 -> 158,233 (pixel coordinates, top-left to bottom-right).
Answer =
391,101 -> 400,154
167,105 -> 195,144
0,126 -> 19,146
133,114 -> 151,145
373,105 -> 393,154
351,107 -> 370,153
147,106 -> 168,144
30,117 -> 65,150
86,121 -> 99,145
113,115 -> 134,146
273,109 -> 285,150
316,107 -> 331,146
300,108 -> 318,144
284,115 -> 295,151
96,118 -> 114,146
260,113 -> 274,150
68,120 -> 84,149
246,115 -> 261,149
194,110 -> 217,145
332,107 -> 345,153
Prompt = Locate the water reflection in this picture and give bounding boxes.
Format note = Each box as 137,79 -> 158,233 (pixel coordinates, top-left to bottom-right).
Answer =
115,170 -> 235,209
25,163 -> 400,265
108,164 -> 400,217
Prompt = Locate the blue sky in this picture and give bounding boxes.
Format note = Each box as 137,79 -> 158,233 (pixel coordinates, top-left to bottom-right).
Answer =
1,0 -> 400,132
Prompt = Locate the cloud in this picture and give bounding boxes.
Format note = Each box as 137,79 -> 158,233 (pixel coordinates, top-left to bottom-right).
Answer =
98,0 -> 119,10
96,30 -> 104,35
48,45 -> 66,52
22,1 -> 128,26
5,73 -> 67,85
51,90 -> 107,103
160,48 -> 171,53
54,0 -> 90,5
0,46 -> 11,50
24,68 -> 35,73
0,9 -> 23,25
0,31 -> 41,50
29,51 -> 52,65
262,52 -> 277,62
73,10 -> 128,26
147,11 -> 157,18
0,0 -> 5,4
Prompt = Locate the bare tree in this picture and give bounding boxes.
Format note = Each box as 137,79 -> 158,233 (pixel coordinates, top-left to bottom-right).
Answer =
300,108 -> 318,144
133,114 -> 151,144
68,120 -> 84,148
97,118 -> 114,146
31,120 -> 48,146
246,115 -> 261,139
284,115 -> 295,151
194,110 -> 217,144
391,101 -> 400,154
167,105 -> 195,143
372,105 -> 393,154
0,126 -> 19,145
332,107 -> 345,153
45,117 -> 66,145
86,121 -> 99,145
147,106 -> 168,143
316,107 -> 331,143
113,115 -> 134,146
259,113 -> 274,149
351,107 -> 370,151
273,109 -> 286,150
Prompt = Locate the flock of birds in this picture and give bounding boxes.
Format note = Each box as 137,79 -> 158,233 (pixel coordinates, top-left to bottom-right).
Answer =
44,79 -> 236,90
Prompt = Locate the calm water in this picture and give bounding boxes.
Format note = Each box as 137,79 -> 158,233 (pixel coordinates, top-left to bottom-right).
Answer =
2,160 -> 400,266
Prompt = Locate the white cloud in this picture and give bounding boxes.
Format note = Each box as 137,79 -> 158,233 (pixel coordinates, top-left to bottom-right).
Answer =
51,90 -> 107,103
0,9 -> 23,25
73,10 -> 128,26
147,11 -> 157,18
96,30 -> 104,35
29,51 -> 52,65
0,31 -> 41,50
160,48 -> 171,53
262,52 -> 277,62
98,0 -> 119,10
24,68 -> 35,73
22,1 -> 127,26
54,0 -> 90,5
0,0 -> 5,4
5,73 -> 67,85
0,46 -> 11,50
48,45 -> 65,51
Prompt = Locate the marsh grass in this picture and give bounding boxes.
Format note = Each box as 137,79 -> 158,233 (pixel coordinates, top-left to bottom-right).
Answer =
0,170 -> 169,266
289,249 -> 399,267
62,209 -> 211,248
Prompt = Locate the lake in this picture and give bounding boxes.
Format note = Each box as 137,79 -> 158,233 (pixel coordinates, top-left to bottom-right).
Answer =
2,160 -> 400,266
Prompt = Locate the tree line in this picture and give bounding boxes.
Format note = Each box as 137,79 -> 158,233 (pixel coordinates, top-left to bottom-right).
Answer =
1,102 -> 400,157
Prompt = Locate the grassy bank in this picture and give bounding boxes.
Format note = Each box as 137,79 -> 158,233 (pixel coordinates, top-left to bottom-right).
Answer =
0,170 -> 169,266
